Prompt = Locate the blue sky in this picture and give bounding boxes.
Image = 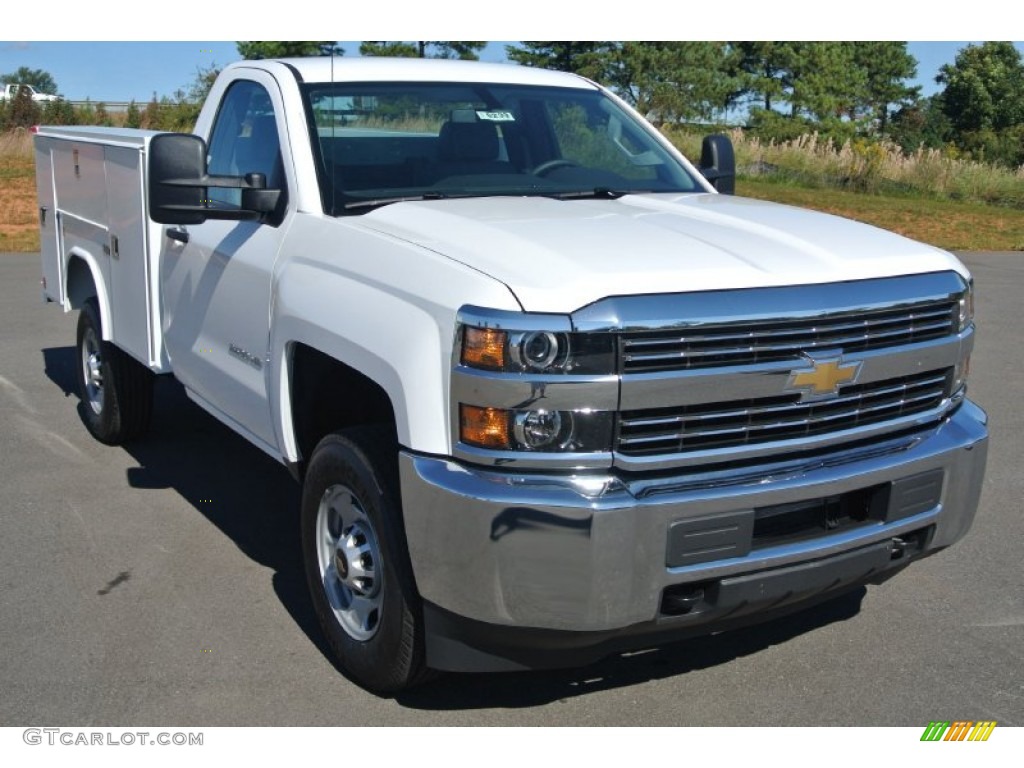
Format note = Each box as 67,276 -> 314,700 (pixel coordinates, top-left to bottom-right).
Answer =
1,41 -> 1021,103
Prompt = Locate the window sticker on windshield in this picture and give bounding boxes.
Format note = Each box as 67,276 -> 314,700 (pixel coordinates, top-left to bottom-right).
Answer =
476,110 -> 515,122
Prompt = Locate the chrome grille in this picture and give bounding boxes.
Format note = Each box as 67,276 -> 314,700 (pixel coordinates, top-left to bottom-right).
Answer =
617,369 -> 952,456
621,300 -> 956,373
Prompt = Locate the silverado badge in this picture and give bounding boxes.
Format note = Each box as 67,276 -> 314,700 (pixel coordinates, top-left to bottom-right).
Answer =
786,353 -> 862,401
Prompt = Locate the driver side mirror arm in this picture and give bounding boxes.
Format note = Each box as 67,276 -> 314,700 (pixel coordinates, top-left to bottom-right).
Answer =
148,133 -> 281,225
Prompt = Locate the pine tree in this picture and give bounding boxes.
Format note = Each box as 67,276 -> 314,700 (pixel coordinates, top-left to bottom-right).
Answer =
125,100 -> 142,129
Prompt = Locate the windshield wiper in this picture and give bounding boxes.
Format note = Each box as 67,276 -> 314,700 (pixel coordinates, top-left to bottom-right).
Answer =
343,192 -> 448,211
550,187 -> 629,200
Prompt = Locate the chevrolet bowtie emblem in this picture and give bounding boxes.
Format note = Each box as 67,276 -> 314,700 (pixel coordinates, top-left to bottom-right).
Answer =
786,354 -> 862,400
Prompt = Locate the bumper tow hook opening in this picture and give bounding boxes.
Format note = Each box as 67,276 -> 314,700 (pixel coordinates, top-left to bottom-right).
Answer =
890,537 -> 908,561
661,585 -> 707,616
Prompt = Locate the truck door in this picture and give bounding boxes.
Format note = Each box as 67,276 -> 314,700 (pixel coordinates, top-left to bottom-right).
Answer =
160,76 -> 292,450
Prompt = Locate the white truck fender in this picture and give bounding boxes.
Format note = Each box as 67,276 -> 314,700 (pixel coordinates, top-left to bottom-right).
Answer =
270,278 -> 449,460
63,246 -> 113,341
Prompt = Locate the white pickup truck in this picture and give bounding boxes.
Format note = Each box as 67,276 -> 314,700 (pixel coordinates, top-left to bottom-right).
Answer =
34,57 -> 988,693
3,83 -> 58,102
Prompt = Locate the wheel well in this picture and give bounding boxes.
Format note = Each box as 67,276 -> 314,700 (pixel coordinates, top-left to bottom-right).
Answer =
65,255 -> 97,310
290,344 -> 397,470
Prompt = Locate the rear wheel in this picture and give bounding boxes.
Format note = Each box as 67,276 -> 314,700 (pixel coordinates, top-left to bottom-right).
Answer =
75,298 -> 153,444
300,426 -> 428,693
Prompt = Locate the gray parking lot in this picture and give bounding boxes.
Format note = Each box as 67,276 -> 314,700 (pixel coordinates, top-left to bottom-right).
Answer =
0,250 -> 1021,726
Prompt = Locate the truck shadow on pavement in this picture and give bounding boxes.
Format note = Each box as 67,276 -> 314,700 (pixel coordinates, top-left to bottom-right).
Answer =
42,345 -> 337,674
400,588 -> 865,709
42,345 -> 868,709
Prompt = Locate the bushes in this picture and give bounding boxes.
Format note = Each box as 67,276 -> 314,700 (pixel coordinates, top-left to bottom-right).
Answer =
661,125 -> 1024,209
136,92 -> 202,132
40,98 -> 75,125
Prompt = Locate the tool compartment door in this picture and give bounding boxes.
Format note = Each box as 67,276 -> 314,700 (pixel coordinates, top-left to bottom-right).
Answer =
104,144 -> 152,365
33,137 -> 61,303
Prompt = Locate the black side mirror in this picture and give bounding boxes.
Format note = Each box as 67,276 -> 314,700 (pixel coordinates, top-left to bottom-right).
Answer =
148,132 -> 281,225
148,133 -> 208,225
699,134 -> 736,195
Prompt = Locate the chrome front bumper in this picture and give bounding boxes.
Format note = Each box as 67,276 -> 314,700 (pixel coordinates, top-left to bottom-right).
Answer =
400,400 -> 987,652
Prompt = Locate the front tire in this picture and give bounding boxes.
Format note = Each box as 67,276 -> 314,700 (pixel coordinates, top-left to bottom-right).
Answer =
300,427 -> 428,693
75,298 -> 153,444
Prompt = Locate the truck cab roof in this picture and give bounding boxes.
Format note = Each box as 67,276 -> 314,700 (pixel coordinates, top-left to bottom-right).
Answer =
224,56 -> 598,89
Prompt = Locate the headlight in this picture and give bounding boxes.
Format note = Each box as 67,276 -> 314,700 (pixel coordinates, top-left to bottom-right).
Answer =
956,281 -> 974,333
952,355 -> 971,395
460,326 -> 614,374
951,281 -> 974,394
510,331 -> 564,370
460,405 -> 613,453
455,309 -> 617,460
513,409 -> 569,449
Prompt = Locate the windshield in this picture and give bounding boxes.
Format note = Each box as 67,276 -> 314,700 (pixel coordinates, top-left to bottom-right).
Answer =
302,81 -> 702,214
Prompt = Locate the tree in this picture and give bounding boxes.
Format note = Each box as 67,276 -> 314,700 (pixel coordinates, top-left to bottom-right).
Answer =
936,42 -> 1024,166
431,42 -> 487,60
505,42 -> 616,81
786,42 -> 866,121
1,66 -> 58,94
125,100 -> 142,129
141,94 -> 162,130
8,84 -> 41,128
853,42 -> 919,132
607,42 -> 746,123
359,41 -> 486,60
94,102 -> 112,127
237,42 -> 343,59
889,94 -> 952,153
360,41 -> 419,58
937,41 -> 1024,135
40,97 -> 75,126
732,42 -> 919,142
74,99 -> 96,126
734,41 -> 800,112
186,63 -> 221,104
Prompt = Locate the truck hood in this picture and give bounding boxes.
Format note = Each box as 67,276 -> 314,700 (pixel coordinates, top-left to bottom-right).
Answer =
355,193 -> 967,313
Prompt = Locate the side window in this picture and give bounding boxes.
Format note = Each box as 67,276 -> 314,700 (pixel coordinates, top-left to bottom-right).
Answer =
206,80 -> 285,208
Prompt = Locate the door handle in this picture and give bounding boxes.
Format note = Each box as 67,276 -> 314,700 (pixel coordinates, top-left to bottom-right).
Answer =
167,227 -> 190,244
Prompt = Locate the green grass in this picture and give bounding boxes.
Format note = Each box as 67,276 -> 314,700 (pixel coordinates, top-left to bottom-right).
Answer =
738,177 -> 1024,252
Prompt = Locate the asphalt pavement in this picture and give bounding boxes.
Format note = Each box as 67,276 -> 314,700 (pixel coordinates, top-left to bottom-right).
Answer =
0,251 -> 1021,726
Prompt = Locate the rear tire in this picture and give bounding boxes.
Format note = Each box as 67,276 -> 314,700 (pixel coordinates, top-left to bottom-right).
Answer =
75,298 -> 153,444
300,426 -> 429,693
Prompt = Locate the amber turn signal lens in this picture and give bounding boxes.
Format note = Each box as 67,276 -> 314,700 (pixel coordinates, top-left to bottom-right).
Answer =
460,405 -> 511,449
462,327 -> 507,370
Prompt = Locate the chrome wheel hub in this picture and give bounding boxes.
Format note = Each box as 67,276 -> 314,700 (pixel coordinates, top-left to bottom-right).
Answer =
316,484 -> 382,641
81,328 -> 104,415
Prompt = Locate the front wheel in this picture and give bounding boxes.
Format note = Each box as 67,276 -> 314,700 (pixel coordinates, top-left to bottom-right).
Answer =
75,298 -> 153,444
300,427 -> 428,693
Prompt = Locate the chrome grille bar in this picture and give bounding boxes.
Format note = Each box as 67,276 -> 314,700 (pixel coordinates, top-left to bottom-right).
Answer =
618,369 -> 952,455
621,301 -> 956,372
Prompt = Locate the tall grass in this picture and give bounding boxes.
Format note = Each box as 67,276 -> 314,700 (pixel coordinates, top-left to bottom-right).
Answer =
663,127 -> 1024,209
0,130 -> 33,159
0,130 -> 33,185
